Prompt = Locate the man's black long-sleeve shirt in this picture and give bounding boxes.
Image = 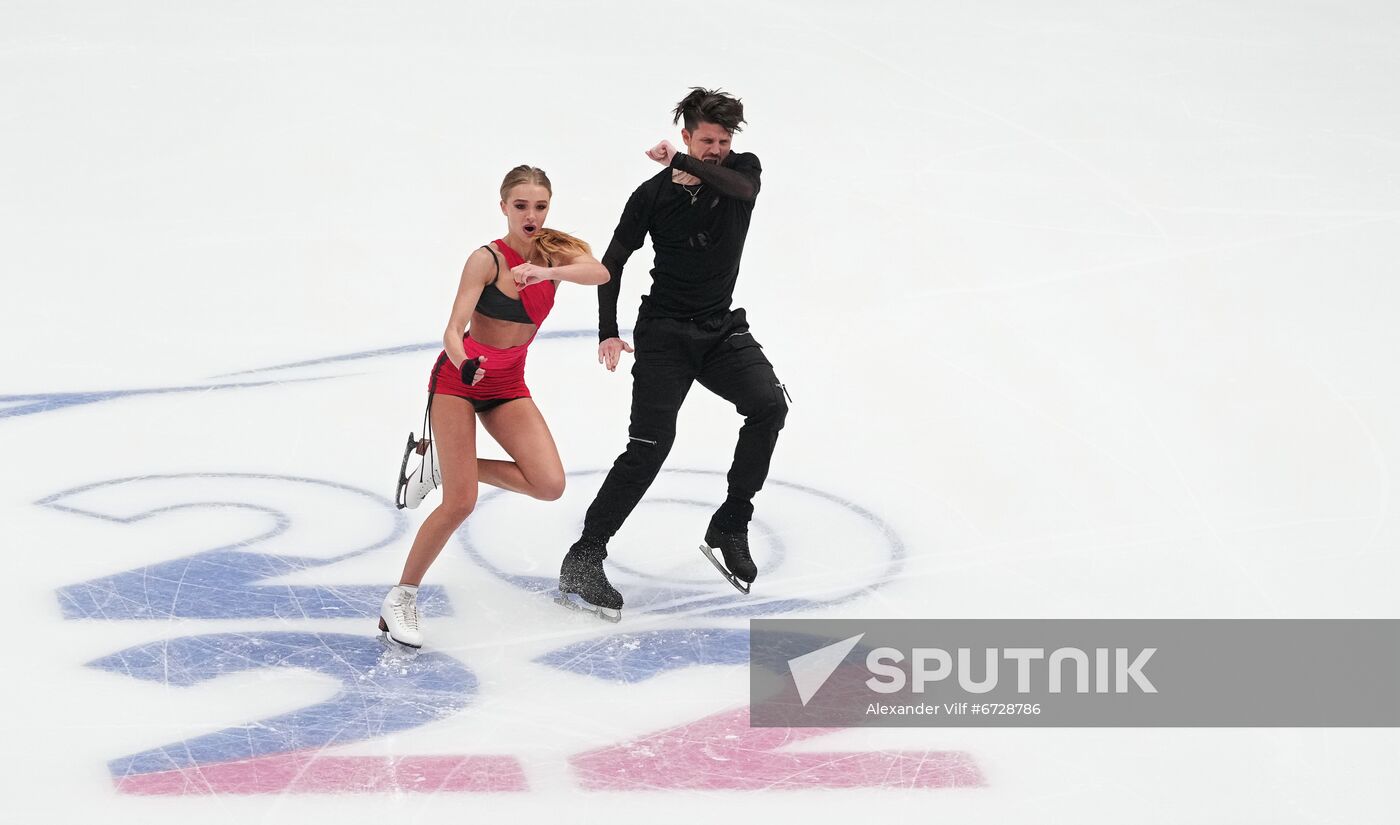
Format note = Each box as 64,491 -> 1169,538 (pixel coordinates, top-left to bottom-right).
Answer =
597,151 -> 762,340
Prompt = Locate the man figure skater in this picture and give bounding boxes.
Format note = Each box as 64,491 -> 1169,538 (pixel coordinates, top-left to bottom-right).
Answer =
555,87 -> 789,621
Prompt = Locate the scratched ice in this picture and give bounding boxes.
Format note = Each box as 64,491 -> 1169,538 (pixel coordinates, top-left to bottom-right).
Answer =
93,632 -> 473,777
5,1 -> 1399,822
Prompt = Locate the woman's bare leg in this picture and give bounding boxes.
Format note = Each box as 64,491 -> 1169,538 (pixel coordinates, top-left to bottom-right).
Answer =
476,399 -> 566,501
398,395 -> 479,585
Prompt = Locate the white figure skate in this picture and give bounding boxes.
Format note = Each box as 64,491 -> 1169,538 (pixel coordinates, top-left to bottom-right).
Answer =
378,585 -> 424,649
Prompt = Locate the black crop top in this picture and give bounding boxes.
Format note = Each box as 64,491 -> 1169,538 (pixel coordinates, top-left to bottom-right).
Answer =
474,244 -> 533,324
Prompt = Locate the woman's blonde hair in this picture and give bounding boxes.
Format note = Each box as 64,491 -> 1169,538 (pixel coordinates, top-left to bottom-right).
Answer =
499,165 -> 592,265
499,164 -> 551,201
531,227 -> 592,266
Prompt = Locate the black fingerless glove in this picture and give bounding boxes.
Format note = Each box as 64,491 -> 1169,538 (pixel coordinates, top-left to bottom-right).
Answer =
460,357 -> 481,386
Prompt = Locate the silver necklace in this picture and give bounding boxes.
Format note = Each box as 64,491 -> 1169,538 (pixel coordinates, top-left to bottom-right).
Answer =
680,182 -> 703,205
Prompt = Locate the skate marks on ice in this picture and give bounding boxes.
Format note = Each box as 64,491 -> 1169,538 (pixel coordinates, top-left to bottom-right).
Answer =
89,628 -> 972,796
48,473 -> 451,621
534,625 -> 868,685
93,633 -> 521,795
466,469 -> 978,793
42,468 -> 966,795
534,627 -> 753,682
571,706 -> 983,791
463,467 -> 908,619
44,473 -> 484,793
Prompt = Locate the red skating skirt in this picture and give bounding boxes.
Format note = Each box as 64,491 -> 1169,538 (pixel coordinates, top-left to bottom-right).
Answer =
429,335 -> 531,400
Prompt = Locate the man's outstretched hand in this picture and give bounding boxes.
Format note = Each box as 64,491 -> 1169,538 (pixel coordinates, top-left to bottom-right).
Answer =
598,337 -> 635,372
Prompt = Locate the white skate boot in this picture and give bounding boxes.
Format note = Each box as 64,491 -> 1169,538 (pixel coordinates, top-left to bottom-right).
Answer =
378,585 -> 424,649
402,456 -> 441,510
395,433 -> 441,510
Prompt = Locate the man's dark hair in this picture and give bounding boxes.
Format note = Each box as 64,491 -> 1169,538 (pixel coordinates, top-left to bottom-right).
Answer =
672,87 -> 746,134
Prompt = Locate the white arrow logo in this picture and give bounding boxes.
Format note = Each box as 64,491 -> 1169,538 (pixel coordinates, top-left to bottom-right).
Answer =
788,633 -> 865,706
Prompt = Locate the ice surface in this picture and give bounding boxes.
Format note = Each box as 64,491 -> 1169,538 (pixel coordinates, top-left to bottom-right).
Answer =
3,1 -> 1399,821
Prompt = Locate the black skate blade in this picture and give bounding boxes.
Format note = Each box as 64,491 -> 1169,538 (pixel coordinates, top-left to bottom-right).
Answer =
379,634 -> 421,659
699,544 -> 752,595
377,616 -> 421,651
394,431 -> 417,510
554,590 -> 622,623
380,630 -> 417,649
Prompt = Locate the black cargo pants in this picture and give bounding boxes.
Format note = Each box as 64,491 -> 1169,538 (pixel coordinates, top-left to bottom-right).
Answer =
582,307 -> 788,539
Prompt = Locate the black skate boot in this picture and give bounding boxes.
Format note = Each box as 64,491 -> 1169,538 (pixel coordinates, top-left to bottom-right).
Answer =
556,536 -> 623,622
701,519 -> 757,595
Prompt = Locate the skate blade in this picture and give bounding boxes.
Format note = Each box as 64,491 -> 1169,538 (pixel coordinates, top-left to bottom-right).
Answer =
553,590 -> 622,623
699,544 -> 752,595
379,633 -> 422,654
377,617 -> 422,651
394,432 -> 417,510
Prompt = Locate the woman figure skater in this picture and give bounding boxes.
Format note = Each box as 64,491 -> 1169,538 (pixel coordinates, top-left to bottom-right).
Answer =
380,165 -> 609,648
